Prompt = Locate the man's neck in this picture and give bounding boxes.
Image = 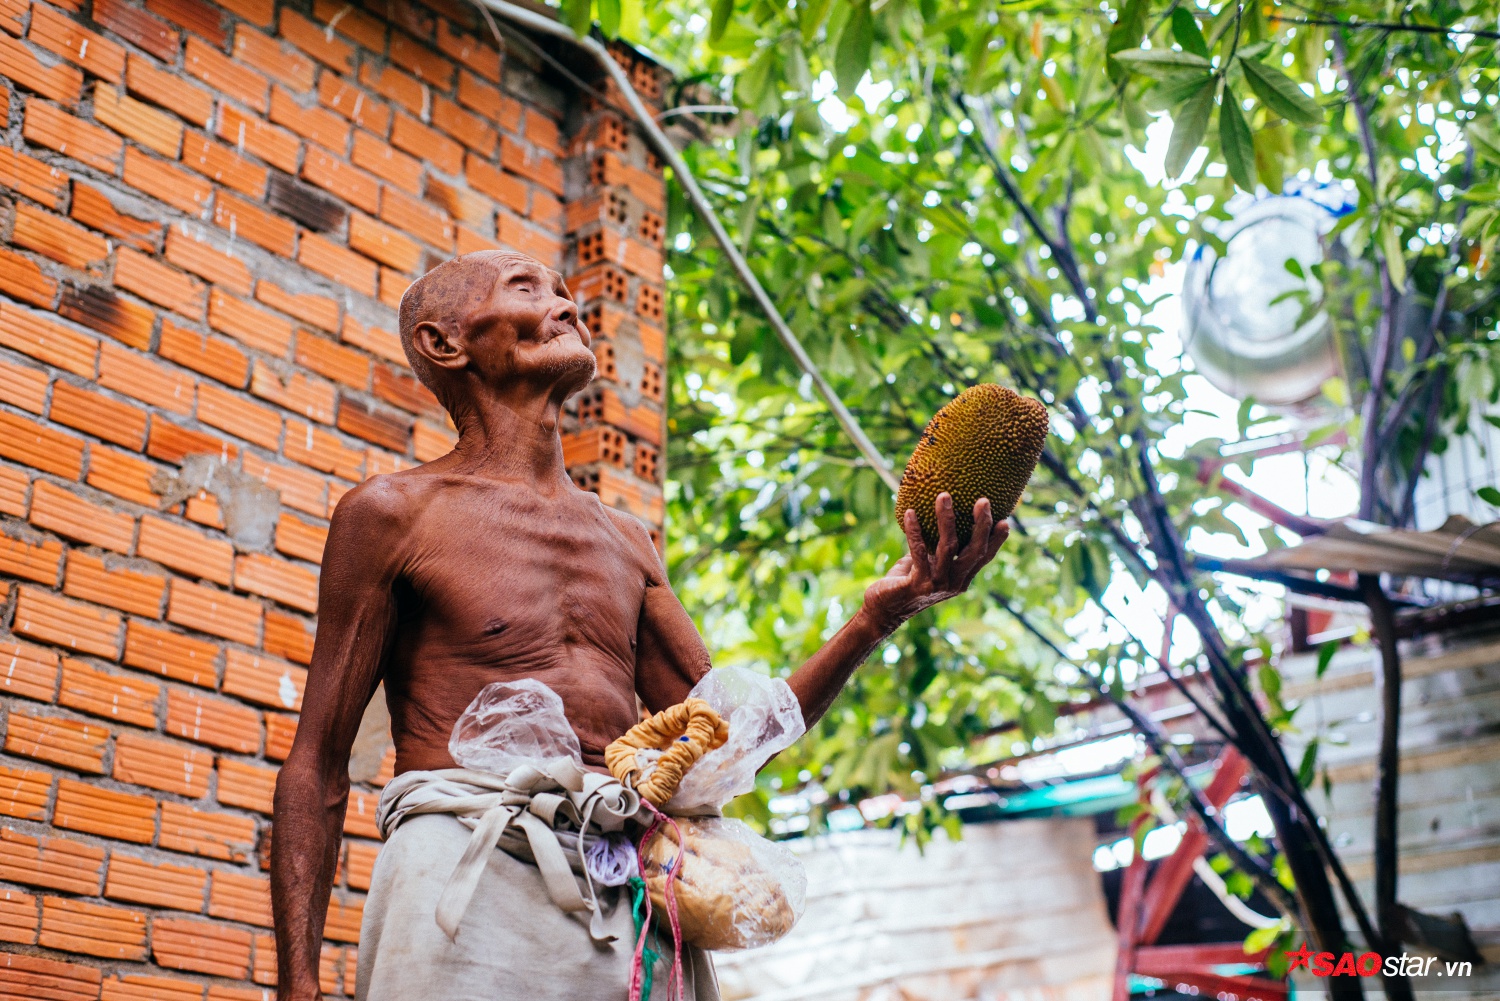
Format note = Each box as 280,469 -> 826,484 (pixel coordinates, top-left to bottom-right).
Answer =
445,386 -> 574,489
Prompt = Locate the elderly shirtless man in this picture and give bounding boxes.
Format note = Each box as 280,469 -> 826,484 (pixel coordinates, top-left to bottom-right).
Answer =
271,250 -> 1009,1001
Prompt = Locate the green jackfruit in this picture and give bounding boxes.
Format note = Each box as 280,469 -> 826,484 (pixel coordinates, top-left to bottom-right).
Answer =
896,384 -> 1049,549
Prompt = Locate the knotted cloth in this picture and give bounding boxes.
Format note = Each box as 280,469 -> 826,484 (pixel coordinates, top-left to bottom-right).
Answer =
604,698 -> 729,806
376,760 -> 643,943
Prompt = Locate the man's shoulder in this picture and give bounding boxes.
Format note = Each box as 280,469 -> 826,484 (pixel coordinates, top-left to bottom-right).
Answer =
331,467 -> 442,529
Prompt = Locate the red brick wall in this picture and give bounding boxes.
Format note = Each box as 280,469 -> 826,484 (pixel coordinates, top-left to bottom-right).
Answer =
0,0 -> 668,993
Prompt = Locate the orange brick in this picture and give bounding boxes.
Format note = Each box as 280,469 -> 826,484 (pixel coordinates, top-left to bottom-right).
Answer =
99,341 -> 194,414
234,24 -> 314,92
268,84 -> 349,154
0,246 -> 58,308
465,152 -> 526,215
61,551 -> 163,624
71,183 -> 161,254
146,418 -> 237,465
0,302 -> 96,377
523,110 -> 562,156
48,381 -> 146,451
0,411 -> 81,478
0,146 -> 68,209
4,709 -> 108,772
242,451 -> 326,517
425,178 -> 492,234
164,686 -> 260,753
114,730 -> 210,797
351,129 -> 423,193
280,8 -> 352,73
123,146 -> 213,217
0,0 -> 20,35
343,788 -> 379,837
40,895 -> 147,960
0,763 -> 52,821
249,360 -> 335,423
377,267 -> 409,309
112,247 -> 204,322
589,149 -> 663,210
372,363 -> 439,420
216,757 -> 278,815
295,332 -> 371,390
93,82 -> 182,158
274,511 -> 327,563
196,382 -> 282,450
153,916 -> 252,977
299,231 -> 378,297
102,973 -> 206,1001
344,839 -> 378,890
123,619 -> 219,687
497,212 -> 562,267
209,869 -> 271,925
461,73 -> 519,133
0,638 -> 61,703
350,213 -> 425,276
56,655 -> 156,728
212,192 -> 296,258
216,104 -> 300,175
438,21 -> 499,82
223,647 -> 305,711
181,132 -> 269,199
166,578 -> 262,646
0,828 -> 104,896
218,0 -> 272,26
164,224 -> 253,295
255,281 -> 339,332
381,187 -> 454,250
358,61 -> 423,117
0,893 -> 39,946
105,852 -> 206,910
264,711 -> 297,760
300,143 -> 380,214
389,31 -> 452,88
93,0 -> 180,62
0,359 -> 46,413
159,318 -> 249,388
0,32 -> 82,107
502,135 -> 563,196
137,518 -> 230,590
183,492 -> 223,531
183,35 -> 267,110
285,417 -> 364,480
0,465 -> 28,517
233,552 -> 317,613
432,96 -> 496,155
126,52 -> 213,126
340,314 -> 405,365
30,480 -> 134,552
57,283 -> 155,350
0,954 -> 102,998
263,606 -> 313,665
158,802 -> 256,863
23,99 -> 122,172
384,115 -> 460,182
454,225 -> 499,256
0,530 -> 61,585
312,0 -> 384,49
412,418 -> 456,461
207,288 -> 292,356
11,203 -> 107,270
337,396 -> 410,452
147,0 -> 225,45
87,446 -> 160,506
318,70 -> 390,136
13,586 -> 123,659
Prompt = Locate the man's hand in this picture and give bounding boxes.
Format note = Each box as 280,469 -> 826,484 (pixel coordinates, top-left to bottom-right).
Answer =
862,492 -> 1009,632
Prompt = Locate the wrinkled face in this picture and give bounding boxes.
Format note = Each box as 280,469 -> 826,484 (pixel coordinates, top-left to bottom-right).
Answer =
459,254 -> 596,396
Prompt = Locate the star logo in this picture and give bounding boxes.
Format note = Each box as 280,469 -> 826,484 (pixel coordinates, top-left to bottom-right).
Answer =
1285,943 -> 1314,973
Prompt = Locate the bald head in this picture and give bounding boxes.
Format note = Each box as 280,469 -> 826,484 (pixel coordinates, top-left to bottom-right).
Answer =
398,251 -> 542,408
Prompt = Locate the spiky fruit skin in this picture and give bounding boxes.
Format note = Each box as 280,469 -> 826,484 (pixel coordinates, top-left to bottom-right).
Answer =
896,385 -> 1049,549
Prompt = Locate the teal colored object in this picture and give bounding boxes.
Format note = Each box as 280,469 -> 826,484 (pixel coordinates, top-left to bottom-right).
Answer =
629,876 -> 661,999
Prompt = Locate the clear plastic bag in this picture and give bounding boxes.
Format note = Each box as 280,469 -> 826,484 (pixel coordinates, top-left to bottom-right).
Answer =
666,667 -> 806,814
643,816 -> 807,951
448,678 -> 581,775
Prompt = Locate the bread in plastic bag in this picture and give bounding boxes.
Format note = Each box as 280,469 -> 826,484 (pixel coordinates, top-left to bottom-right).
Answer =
643,816 -> 807,951
665,667 -> 806,814
448,678 -> 582,775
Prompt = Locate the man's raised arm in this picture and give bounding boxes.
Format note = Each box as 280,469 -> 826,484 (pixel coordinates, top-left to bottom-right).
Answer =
634,492 -> 1007,729
272,481 -> 403,1001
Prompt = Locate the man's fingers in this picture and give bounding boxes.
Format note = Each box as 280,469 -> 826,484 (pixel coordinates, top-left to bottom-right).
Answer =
901,509 -> 932,580
933,492 -> 958,573
963,498 -> 995,560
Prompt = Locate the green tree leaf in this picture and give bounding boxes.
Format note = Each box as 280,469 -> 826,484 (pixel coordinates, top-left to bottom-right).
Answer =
561,0 -> 592,36
1316,639 -> 1339,678
1105,0 -> 1147,83
597,0 -> 621,37
1170,7 -> 1209,58
834,0 -> 873,94
1113,48 -> 1212,78
1478,485 -> 1500,506
1219,90 -> 1256,191
708,0 -> 733,42
1469,123 -> 1500,165
1166,80 -> 1215,179
1239,56 -> 1322,126
1381,221 -> 1408,293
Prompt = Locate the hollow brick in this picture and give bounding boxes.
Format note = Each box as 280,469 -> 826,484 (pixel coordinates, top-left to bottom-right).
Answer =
351,130 -> 424,194
30,480 -> 136,553
104,852 -> 207,910
431,96 -> 496,156
358,61 -> 424,117
93,0 -> 180,62
262,607 -> 314,665
214,192 -> 298,258
0,531 -> 62,585
181,132 -> 271,199
234,25 -> 315,92
301,144 -> 381,215
62,553 -> 166,621
57,284 -> 155,350
234,552 -> 318,613
380,186 -> 454,251
269,85 -> 351,154
313,0 -> 386,52
0,637 -> 62,703
256,281 -> 340,333
0,246 -> 59,307
197,382 -> 284,450
126,54 -> 214,127
152,916 -> 253,978
0,828 -> 104,896
242,452 -> 327,517
318,71 -> 392,137
0,411 -> 84,478
123,619 -> 220,688
223,648 -> 306,711
0,147 -> 69,210
114,247 -> 207,322
299,232 -> 378,297
339,314 -> 405,365
0,763 -> 53,821
158,318 -> 250,389
4,709 -> 109,772
218,0 -> 272,26
24,99 -> 124,172
39,895 -> 148,960
12,203 -> 109,271
0,32 -> 84,107
138,514 -> 235,586
183,36 -> 267,111
114,729 -> 213,797
102,973 -> 207,1001
216,757 -> 278,815
437,22 -> 499,83
158,801 -> 257,862
165,687 -> 261,756
390,112 -> 463,177
94,83 -> 184,158
343,788 -> 381,838
0,465 -> 29,517
123,146 -> 214,217
280,9 -> 353,73
147,0 -> 227,46
57,654 -> 161,725
217,104 -> 301,175
0,301 -> 98,378
207,288 -> 293,356
72,184 -> 162,254
209,868 -> 272,925
166,578 -> 262,646
87,447 -> 161,507
100,342 -> 195,415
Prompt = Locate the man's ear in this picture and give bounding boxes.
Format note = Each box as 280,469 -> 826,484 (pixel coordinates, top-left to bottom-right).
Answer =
410,319 -> 467,372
